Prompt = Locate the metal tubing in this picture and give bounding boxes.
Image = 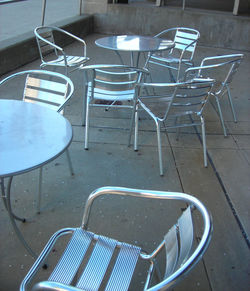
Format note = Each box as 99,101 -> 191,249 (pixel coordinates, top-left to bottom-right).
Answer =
226,84 -> 237,122
1,177 -> 26,222
114,51 -> 125,66
84,97 -> 90,150
214,94 -> 227,136
134,104 -> 139,151
41,0 -> 47,26
37,167 -> 43,214
128,101 -> 136,147
156,121 -> 164,176
66,149 -> 74,176
201,116 -> 207,167
6,177 -> 37,258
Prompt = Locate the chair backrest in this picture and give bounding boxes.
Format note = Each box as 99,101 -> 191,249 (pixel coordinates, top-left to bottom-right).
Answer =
184,54 -> 243,95
156,27 -> 200,61
82,187 -> 213,290
34,26 -> 61,63
137,79 -> 214,122
83,64 -> 146,101
0,70 -> 74,113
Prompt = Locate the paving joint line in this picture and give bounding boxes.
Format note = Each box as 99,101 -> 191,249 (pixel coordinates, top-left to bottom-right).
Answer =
193,122 -> 250,249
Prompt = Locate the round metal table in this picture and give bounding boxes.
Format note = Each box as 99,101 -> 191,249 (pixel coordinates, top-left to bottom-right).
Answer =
95,35 -> 175,67
0,99 -> 73,257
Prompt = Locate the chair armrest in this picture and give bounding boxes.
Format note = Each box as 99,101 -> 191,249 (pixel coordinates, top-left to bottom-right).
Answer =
61,29 -> 87,46
56,27 -> 87,57
32,281 -> 82,291
200,54 -> 244,67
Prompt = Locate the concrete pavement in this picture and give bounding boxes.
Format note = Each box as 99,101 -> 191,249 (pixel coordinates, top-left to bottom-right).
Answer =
0,32 -> 249,290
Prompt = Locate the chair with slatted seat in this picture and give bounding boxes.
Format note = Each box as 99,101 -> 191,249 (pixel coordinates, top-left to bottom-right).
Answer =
0,70 -> 74,212
184,54 -> 244,136
34,26 -> 89,75
20,186 -> 213,291
129,78 -> 215,175
79,64 -> 148,150
147,27 -> 200,82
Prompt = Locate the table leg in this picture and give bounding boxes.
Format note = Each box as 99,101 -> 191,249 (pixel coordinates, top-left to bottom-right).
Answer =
2,177 -> 37,258
114,51 -> 125,65
1,178 -> 26,222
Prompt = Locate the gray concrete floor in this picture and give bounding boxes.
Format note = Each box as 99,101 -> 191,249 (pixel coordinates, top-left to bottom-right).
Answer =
0,33 -> 250,290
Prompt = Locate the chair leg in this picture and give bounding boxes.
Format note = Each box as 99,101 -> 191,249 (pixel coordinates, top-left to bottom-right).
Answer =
200,116 -> 207,168
156,121 -> 164,176
226,85 -> 237,123
84,101 -> 90,150
65,148 -> 74,176
168,67 -> 176,82
37,167 -> 43,214
82,73 -> 89,126
134,104 -> 139,151
128,102 -> 137,147
214,94 -> 227,137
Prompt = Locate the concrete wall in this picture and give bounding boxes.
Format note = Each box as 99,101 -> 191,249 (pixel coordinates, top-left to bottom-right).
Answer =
0,15 -> 94,76
89,4 -> 250,51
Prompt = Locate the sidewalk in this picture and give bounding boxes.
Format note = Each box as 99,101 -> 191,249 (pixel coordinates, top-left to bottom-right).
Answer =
0,33 -> 249,290
0,0 -> 80,42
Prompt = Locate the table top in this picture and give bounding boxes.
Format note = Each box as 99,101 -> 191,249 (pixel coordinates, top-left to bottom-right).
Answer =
0,100 -> 73,178
95,35 -> 175,52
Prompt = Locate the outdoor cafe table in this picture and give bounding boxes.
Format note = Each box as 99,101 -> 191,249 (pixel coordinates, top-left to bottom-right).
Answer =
95,34 -> 175,67
0,99 -> 73,258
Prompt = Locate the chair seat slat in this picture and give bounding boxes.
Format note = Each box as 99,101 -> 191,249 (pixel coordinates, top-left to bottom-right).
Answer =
105,243 -> 141,291
174,43 -> 194,52
87,85 -> 135,101
26,76 -> 67,94
49,229 -> 93,285
177,207 -> 193,268
24,89 -> 65,108
174,36 -> 196,46
164,225 -> 179,278
76,235 -> 117,290
176,31 -> 198,40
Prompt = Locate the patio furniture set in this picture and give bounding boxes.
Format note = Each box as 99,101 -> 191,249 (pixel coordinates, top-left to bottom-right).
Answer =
0,25 -> 243,290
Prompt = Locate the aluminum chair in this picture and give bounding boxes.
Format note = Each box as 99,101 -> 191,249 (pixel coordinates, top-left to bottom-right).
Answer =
0,70 -> 74,213
79,64 -> 148,150
184,54 -> 244,136
147,28 -> 200,82
34,26 -> 89,75
129,79 -> 214,176
20,186 -> 213,291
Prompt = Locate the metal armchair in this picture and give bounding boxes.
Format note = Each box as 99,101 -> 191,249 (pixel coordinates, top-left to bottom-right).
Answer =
184,54 -> 244,136
0,70 -> 74,212
20,186 -> 212,291
129,78 -> 214,175
79,64 -> 148,150
147,27 -> 200,82
34,26 -> 89,75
